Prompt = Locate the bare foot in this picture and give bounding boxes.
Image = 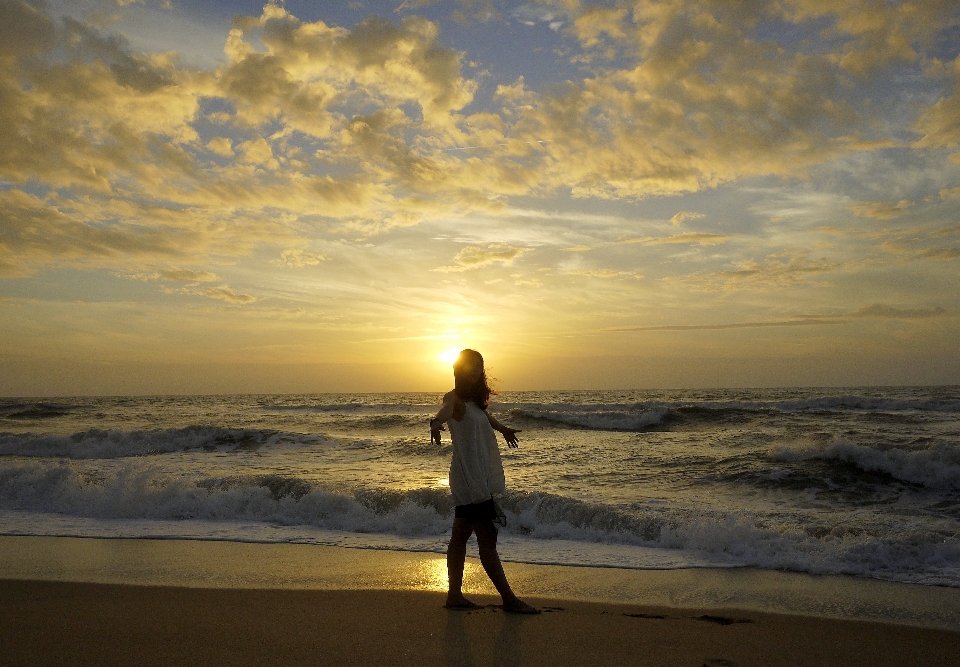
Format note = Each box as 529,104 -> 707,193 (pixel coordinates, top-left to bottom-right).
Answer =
503,598 -> 540,614
445,594 -> 481,609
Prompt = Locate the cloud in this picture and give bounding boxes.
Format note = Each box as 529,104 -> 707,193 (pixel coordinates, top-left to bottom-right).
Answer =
0,0 -> 958,296
618,232 -> 731,246
930,223 -> 960,238
940,186 -> 960,201
273,249 -> 327,267
852,304 -> 946,319
915,246 -> 960,260
669,211 -> 705,227
567,269 -> 643,279
202,286 -> 258,304
570,5 -> 628,49
164,284 -> 257,304
0,189 -> 186,277
220,7 -> 476,132
603,303 -> 946,332
237,136 -> 278,168
433,243 -> 529,271
665,252 -> 840,291
604,318 -> 840,333
0,0 -> 55,59
0,1 -> 509,252
848,199 -> 913,219
512,4 -> 563,30
491,0 -> 958,200
914,52 -> 960,150
0,14 -> 204,193
206,137 -> 234,157
126,268 -> 219,282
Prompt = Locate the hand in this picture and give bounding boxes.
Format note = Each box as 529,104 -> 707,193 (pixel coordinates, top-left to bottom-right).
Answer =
502,428 -> 521,448
430,419 -> 446,446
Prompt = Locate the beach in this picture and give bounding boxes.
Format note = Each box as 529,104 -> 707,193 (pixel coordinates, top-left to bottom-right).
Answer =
3,389 -> 960,663
2,536 -> 959,666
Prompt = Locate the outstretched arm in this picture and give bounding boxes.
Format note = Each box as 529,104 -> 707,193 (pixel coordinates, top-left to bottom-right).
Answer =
486,411 -> 521,448
430,391 -> 458,446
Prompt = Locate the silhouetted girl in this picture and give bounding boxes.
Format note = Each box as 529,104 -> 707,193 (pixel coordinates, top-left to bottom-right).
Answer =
430,349 -> 538,613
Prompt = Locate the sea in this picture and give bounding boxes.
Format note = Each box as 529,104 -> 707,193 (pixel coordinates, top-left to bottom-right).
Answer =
1,387 -> 959,588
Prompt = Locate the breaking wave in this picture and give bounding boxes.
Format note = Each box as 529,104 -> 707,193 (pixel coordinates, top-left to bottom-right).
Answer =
770,438 -> 960,490
1,460 -> 957,585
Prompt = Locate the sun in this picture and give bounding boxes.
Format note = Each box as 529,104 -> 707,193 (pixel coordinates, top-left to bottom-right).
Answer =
439,348 -> 461,364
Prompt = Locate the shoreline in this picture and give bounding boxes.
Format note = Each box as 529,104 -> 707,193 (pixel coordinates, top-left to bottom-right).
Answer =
2,535 -> 959,631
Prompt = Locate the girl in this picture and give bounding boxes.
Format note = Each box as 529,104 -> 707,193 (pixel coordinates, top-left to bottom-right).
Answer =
430,349 -> 539,614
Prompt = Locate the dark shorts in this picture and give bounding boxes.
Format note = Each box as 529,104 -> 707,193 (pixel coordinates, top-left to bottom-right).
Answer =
454,498 -> 505,527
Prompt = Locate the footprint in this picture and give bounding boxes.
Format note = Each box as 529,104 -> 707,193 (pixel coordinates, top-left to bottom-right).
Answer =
623,613 -> 667,619
703,659 -> 738,667
696,615 -> 753,625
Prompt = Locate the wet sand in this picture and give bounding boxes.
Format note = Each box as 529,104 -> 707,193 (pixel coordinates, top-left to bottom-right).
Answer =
3,580 -> 958,667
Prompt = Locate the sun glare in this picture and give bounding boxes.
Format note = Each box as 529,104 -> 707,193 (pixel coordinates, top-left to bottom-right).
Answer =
439,348 -> 460,364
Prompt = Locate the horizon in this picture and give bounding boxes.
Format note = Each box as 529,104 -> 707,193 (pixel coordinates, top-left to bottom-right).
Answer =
2,0 -> 959,394
4,382 -> 958,400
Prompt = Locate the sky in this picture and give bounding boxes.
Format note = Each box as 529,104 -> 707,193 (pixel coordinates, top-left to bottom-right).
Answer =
1,0 -> 959,395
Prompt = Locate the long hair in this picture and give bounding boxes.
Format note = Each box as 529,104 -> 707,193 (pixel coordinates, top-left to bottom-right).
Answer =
453,349 -> 493,409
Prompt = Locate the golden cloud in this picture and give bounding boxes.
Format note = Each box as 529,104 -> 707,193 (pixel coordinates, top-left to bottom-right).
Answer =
602,303 -> 946,332
502,0 -> 957,199
567,269 -> 643,279
0,189 -> 186,277
664,252 -> 841,291
273,249 -> 327,267
0,0 -> 957,289
206,137 -> 234,157
915,246 -> 960,261
669,211 -> 705,227
433,243 -> 530,272
126,268 -> 219,282
618,232 -> 731,246
163,284 -> 258,304
848,199 -> 913,219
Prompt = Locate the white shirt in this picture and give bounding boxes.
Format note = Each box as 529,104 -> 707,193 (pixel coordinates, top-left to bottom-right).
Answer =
447,401 -> 506,506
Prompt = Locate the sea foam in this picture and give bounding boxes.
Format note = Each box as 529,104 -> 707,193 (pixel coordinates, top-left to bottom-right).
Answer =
1,459 -> 958,586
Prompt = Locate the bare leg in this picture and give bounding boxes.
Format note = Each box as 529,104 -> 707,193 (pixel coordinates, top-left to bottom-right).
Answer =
474,522 -> 539,614
446,518 -> 479,608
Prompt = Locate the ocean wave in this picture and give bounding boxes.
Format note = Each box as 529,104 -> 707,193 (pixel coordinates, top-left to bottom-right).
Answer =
261,402 -> 431,415
503,401 -> 758,431
497,393 -> 960,432
0,427 -> 330,459
508,406 -> 674,431
1,460 -> 957,585
770,438 -> 960,490
0,462 -> 453,536
767,396 -> 960,413
0,402 -> 73,419
241,392 -> 960,435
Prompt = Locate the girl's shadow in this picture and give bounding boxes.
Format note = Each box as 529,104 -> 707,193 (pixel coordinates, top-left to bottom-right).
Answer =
444,607 -> 532,667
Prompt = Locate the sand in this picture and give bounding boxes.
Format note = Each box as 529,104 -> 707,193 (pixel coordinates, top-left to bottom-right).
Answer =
1,536 -> 959,666
3,580 -> 959,667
